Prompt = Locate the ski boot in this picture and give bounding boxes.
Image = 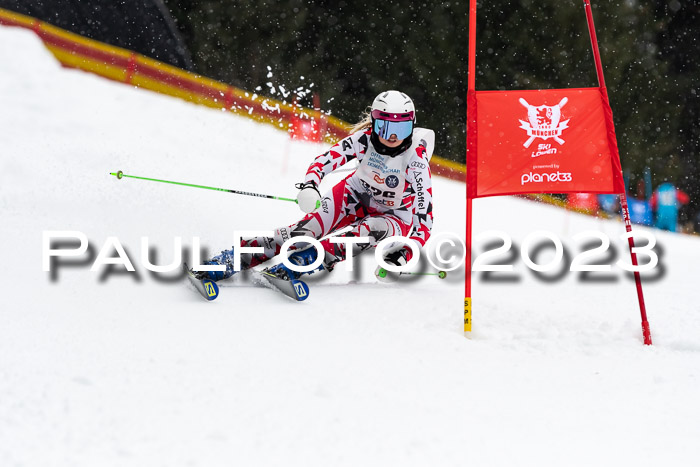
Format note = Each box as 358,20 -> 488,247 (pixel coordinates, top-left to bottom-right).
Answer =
266,247 -> 324,280
192,248 -> 239,281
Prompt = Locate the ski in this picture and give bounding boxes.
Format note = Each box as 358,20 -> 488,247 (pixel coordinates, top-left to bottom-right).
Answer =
183,262 -> 309,302
183,263 -> 220,301
251,269 -> 310,301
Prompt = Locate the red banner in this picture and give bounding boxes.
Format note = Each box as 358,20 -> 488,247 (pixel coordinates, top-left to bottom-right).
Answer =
467,87 -> 625,198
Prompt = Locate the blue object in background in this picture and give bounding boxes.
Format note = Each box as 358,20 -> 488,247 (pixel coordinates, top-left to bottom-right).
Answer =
598,194 -> 619,215
627,197 -> 653,226
655,182 -> 679,232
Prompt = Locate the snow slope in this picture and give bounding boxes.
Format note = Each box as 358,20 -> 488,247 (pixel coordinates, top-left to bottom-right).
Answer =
1,26 -> 699,467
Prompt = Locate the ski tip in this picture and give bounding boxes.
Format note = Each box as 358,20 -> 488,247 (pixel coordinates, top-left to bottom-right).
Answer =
201,279 -> 220,300
290,279 -> 310,301
183,262 -> 220,301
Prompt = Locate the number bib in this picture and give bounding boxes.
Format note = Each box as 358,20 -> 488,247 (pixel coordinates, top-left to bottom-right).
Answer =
354,143 -> 408,208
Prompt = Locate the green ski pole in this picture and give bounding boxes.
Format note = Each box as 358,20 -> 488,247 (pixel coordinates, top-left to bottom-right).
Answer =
110,170 -> 298,204
376,268 -> 447,280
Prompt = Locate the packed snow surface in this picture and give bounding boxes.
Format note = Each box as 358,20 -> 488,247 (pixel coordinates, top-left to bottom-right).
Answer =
1,27 -> 699,467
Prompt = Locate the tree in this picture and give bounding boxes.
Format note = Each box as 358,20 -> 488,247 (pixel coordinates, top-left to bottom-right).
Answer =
164,0 -> 698,217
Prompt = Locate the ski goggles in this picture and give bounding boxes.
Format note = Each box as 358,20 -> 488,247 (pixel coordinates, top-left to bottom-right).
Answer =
372,110 -> 414,140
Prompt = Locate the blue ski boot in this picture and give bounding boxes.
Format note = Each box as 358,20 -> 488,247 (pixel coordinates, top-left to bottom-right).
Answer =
193,248 -> 239,281
267,247 -> 324,280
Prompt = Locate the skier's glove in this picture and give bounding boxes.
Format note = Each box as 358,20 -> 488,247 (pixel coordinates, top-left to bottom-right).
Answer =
375,246 -> 413,283
295,181 -> 321,213
383,246 -> 413,267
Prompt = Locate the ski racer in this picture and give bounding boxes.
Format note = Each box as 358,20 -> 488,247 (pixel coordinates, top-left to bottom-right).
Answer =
195,90 -> 435,281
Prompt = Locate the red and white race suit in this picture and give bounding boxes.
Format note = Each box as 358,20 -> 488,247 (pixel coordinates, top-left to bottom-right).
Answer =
220,127 -> 435,272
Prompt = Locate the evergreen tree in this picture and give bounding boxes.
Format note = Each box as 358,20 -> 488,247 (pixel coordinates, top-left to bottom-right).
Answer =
164,0 -> 698,217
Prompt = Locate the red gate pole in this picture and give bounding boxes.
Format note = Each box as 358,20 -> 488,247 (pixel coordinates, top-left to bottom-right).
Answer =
464,0 -> 478,334
583,0 -> 652,345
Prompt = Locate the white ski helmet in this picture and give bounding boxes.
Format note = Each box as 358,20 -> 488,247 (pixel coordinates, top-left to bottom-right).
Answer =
371,90 -> 416,122
370,90 -> 416,156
